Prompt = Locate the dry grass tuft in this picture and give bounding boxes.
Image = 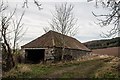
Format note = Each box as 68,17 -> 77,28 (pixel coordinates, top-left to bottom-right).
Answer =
18,65 -> 31,73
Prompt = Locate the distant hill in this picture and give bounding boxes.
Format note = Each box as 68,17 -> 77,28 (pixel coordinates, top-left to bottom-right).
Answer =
83,37 -> 120,50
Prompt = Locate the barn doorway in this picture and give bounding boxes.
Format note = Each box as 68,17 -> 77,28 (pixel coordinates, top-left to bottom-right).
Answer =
25,49 -> 45,63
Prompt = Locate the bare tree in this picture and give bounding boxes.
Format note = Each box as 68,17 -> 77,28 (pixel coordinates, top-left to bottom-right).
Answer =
1,10 -> 16,71
50,3 -> 78,36
12,11 -> 25,52
22,0 -> 43,10
0,2 -> 25,71
50,3 -> 78,60
22,0 -> 28,8
43,27 -> 50,33
88,0 -> 120,37
0,1 -> 8,12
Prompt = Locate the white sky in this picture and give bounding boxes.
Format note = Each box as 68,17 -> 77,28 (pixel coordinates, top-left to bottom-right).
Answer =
2,0 -> 114,47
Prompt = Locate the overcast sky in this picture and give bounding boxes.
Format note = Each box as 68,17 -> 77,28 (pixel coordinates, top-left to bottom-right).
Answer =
3,0 -> 114,47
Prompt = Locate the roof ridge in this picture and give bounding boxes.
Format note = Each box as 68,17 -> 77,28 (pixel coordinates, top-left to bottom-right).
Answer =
49,30 -> 76,40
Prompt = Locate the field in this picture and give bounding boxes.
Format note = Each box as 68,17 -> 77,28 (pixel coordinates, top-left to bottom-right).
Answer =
3,55 -> 120,79
92,47 -> 119,57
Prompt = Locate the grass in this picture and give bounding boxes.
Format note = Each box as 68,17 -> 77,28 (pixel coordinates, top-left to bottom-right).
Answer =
3,56 -> 120,79
60,58 -> 111,78
94,57 -> 120,78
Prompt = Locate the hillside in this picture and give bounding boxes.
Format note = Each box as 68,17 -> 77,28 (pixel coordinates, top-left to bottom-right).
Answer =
83,37 -> 120,50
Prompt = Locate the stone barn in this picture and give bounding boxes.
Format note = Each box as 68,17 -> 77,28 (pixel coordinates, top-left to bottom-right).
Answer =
21,30 -> 91,63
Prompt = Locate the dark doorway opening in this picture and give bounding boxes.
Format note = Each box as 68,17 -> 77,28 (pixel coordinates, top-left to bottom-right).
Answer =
25,49 -> 45,63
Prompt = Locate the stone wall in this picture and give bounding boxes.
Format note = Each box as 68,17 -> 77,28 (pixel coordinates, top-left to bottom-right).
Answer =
46,47 -> 89,61
21,47 -> 90,63
64,48 -> 89,60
